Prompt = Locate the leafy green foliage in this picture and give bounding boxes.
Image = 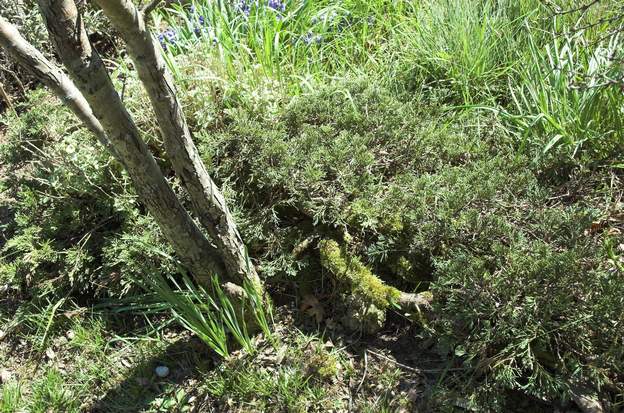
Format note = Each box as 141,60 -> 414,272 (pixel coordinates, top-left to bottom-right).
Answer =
1,0 -> 623,410
0,90 -> 176,300
184,75 -> 623,404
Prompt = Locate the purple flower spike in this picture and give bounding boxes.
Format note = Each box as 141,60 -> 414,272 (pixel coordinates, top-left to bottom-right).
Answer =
165,29 -> 176,41
157,33 -> 168,50
302,32 -> 313,46
236,0 -> 252,16
268,0 -> 285,12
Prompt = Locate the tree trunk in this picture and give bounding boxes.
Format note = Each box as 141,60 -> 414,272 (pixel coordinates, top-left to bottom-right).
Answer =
0,15 -> 118,159
36,0 -> 224,284
94,0 -> 261,292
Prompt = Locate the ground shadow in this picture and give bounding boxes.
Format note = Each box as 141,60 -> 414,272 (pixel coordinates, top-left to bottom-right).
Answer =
91,335 -> 218,413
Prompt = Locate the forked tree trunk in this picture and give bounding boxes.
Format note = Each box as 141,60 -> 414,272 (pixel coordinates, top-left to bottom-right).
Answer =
35,0 -> 225,283
94,0 -> 261,292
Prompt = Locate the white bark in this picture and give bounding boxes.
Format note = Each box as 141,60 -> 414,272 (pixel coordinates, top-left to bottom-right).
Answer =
95,0 -> 261,291
36,0 -> 224,283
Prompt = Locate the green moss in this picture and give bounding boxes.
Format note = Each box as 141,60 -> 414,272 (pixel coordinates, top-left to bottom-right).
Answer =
418,291 -> 433,302
319,239 -> 400,310
306,345 -> 339,380
340,295 -> 387,334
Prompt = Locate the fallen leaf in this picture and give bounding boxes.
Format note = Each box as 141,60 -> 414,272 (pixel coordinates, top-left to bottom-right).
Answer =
300,294 -> 324,323
275,346 -> 287,364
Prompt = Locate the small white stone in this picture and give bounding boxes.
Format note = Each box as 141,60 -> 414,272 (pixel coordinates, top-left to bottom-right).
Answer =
0,369 -> 12,383
155,365 -> 169,378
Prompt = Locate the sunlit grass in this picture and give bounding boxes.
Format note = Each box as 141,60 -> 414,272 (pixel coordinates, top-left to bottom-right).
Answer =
154,0 -> 414,87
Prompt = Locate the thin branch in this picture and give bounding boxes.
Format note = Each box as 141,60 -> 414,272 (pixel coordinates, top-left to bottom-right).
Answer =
141,0 -> 163,15
141,0 -> 189,15
548,0 -> 602,16
367,349 -> 469,374
0,15 -> 119,159
0,80 -> 13,110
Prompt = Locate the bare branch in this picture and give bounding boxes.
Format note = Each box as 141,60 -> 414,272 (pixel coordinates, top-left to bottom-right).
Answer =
141,0 -> 190,15
141,0 -> 163,15
0,15 -> 119,159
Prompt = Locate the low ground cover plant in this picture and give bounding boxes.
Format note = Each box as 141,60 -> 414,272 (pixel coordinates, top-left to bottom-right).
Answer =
0,0 -> 622,411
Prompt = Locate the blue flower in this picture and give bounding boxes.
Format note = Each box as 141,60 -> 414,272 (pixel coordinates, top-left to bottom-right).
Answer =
267,0 -> 285,12
194,14 -> 206,36
235,0 -> 253,16
157,28 -> 177,50
301,32 -> 313,46
157,33 -> 167,50
299,32 -> 323,46
164,28 -> 177,43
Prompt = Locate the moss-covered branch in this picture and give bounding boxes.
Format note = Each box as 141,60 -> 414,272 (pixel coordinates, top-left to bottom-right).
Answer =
318,239 -> 432,313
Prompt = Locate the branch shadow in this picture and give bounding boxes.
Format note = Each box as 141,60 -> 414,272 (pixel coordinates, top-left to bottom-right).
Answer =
91,335 -> 218,413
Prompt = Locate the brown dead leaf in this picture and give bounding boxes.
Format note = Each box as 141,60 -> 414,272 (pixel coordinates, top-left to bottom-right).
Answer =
300,294 -> 325,323
586,221 -> 605,235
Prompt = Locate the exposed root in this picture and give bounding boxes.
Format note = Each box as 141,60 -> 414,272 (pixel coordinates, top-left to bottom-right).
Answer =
569,382 -> 604,413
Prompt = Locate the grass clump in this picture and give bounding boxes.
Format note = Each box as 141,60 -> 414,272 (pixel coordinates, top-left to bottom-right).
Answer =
0,382 -> 23,413
29,369 -> 79,413
391,0 -> 542,104
506,29 -> 624,162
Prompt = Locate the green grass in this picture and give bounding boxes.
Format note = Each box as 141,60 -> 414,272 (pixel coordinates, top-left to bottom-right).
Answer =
388,0 -> 542,104
156,0 -> 415,87
0,307 -> 417,412
506,26 -> 624,161
1,0 -> 623,410
0,382 -> 23,413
